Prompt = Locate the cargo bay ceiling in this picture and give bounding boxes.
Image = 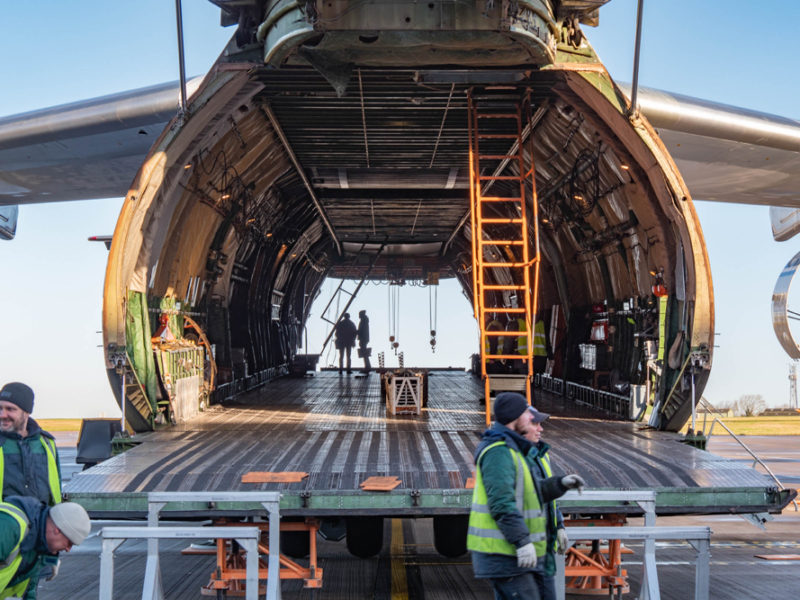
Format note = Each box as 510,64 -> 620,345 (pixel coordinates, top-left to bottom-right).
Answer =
104,0 -> 712,431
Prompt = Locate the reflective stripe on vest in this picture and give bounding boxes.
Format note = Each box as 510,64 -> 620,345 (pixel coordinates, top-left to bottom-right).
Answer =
0,502 -> 30,592
484,321 -> 504,356
516,319 -> 528,355
533,320 -> 547,356
467,441 -> 547,557
540,453 -> 559,532
0,437 -> 62,505
39,437 -> 62,504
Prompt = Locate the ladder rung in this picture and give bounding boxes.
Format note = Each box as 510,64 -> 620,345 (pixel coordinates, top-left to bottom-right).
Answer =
484,284 -> 526,290
479,197 -> 522,202
483,307 -> 526,313
482,262 -> 530,267
481,218 -> 523,224
483,331 -> 508,336
479,240 -> 524,245
477,134 -> 519,139
479,175 -> 523,181
485,354 -> 532,360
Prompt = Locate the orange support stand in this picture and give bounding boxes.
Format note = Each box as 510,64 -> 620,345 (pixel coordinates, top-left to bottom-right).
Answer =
564,515 -> 631,596
200,518 -> 323,596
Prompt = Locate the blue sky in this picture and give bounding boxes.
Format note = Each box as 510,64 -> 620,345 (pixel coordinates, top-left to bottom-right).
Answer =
1,1 -> 798,417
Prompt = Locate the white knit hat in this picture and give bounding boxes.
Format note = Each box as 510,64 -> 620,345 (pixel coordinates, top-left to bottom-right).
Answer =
49,502 -> 91,545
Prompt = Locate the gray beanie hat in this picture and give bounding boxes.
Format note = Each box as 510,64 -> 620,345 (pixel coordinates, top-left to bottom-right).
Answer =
0,382 -> 34,413
49,502 -> 91,545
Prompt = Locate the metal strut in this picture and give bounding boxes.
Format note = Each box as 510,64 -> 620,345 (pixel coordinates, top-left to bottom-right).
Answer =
467,89 -> 541,425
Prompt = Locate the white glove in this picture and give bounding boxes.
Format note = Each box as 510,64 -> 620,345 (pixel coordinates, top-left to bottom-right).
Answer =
515,542 -> 538,568
45,558 -> 61,582
561,474 -> 585,494
556,528 -> 569,554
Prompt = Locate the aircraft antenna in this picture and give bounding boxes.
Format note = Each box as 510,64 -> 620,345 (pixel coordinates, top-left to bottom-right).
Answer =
628,0 -> 645,118
174,0 -> 188,118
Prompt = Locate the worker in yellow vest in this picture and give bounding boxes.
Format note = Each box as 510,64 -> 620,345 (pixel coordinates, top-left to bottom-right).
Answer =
0,383 -> 63,588
0,497 -> 91,599
484,314 -> 504,373
0,383 -> 62,505
522,406 -> 570,600
467,393 -> 585,598
532,319 -> 553,374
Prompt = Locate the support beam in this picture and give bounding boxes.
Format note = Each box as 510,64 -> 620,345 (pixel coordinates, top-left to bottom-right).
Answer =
261,104 -> 343,255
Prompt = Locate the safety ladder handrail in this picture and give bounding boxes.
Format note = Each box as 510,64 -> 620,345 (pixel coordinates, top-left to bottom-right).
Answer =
469,89 -> 540,425
704,415 -> 799,511
99,526 -> 262,600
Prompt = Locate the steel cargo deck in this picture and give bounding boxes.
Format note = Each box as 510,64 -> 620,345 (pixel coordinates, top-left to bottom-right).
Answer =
64,372 -> 792,517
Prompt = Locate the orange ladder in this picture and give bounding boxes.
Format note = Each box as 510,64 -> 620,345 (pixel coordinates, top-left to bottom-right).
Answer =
467,89 -> 541,426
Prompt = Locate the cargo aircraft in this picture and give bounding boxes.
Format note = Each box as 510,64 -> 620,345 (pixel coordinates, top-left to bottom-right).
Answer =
0,0 -> 798,564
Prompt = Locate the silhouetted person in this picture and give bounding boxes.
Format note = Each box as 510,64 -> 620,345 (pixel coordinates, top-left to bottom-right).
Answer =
357,310 -> 371,373
334,313 -> 357,374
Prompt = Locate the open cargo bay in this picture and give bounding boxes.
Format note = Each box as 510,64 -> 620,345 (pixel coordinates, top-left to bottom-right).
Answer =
65,372 -> 790,518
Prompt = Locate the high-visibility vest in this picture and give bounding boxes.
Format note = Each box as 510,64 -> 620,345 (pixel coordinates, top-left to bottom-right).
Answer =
0,436 -> 62,505
539,452 -> 559,533
516,318 -> 528,355
467,441 -> 547,557
533,320 -> 547,357
0,502 -> 30,596
484,320 -> 504,356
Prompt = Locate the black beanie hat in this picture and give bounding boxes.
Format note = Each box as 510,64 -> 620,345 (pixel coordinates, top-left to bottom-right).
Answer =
0,382 -> 34,414
493,392 -> 529,425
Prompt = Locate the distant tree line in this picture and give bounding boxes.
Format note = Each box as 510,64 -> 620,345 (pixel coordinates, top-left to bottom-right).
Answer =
716,394 -> 767,417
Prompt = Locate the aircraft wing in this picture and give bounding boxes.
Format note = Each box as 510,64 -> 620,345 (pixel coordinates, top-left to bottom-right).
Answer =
1,78 -> 799,225
0,78 -> 202,205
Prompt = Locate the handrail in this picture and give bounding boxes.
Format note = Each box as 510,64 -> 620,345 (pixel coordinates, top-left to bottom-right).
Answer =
146,491 -> 283,599
705,416 -> 798,512
555,525 -> 711,600
99,526 -> 261,600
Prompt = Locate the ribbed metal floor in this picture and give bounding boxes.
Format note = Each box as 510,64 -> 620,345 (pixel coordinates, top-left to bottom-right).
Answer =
65,372 -> 784,514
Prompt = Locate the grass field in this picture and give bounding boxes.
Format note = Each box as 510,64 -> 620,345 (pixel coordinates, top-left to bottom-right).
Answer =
36,419 -> 84,432
683,416 -> 800,436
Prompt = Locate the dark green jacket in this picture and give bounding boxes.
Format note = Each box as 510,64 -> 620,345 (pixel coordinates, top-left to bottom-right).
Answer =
529,441 -> 565,576
0,418 -> 62,505
0,496 -> 50,600
470,424 -> 567,578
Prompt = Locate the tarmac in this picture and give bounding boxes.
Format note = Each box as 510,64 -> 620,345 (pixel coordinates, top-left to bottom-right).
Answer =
39,432 -> 800,599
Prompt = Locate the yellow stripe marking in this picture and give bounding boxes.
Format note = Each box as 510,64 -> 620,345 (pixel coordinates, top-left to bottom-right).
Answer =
390,518 -> 408,599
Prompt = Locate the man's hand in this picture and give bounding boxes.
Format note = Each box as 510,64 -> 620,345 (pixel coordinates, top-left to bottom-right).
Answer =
561,474 -> 586,494
45,558 -> 61,581
515,542 -> 537,568
556,528 -> 569,554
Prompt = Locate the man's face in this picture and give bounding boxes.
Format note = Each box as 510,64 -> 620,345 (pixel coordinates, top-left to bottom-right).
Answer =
511,409 -> 534,438
0,400 -> 28,435
45,518 -> 74,553
524,419 -> 544,444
